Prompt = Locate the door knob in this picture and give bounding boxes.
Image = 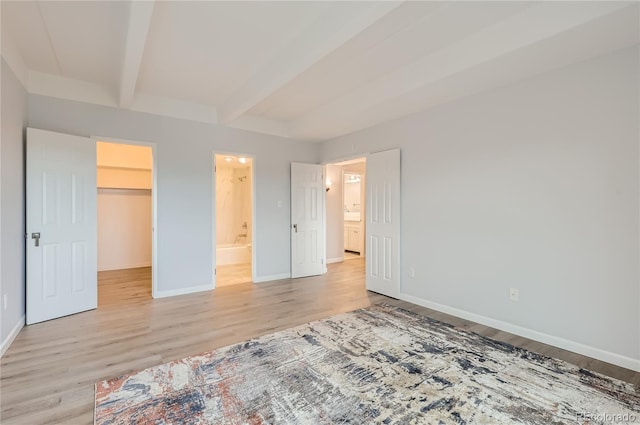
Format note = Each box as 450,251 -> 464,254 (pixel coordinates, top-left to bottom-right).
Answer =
293,224 -> 298,233
32,232 -> 41,247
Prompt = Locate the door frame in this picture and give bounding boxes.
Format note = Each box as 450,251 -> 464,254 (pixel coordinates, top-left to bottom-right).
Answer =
92,136 -> 158,298
324,151 -> 401,298
212,151 -> 257,286
322,154 -> 368,264
342,168 -> 365,258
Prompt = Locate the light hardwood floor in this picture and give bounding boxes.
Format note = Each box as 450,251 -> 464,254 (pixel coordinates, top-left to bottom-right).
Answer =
1,259 -> 637,424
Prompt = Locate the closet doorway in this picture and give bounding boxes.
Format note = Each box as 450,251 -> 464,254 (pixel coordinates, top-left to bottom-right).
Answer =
96,140 -> 155,305
214,154 -> 254,287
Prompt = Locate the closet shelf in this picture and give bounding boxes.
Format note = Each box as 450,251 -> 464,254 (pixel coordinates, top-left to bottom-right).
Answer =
97,186 -> 152,191
97,165 -> 152,172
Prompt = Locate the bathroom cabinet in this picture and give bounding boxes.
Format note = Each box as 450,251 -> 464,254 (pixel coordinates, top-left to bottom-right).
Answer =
344,222 -> 360,253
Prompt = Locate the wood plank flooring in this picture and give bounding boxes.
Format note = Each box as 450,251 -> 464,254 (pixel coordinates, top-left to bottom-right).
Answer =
1,259 -> 637,424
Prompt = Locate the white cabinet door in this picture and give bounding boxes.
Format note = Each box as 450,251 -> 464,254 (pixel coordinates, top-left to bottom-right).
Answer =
291,163 -> 325,278
351,227 -> 360,253
26,128 -> 97,324
366,149 -> 400,298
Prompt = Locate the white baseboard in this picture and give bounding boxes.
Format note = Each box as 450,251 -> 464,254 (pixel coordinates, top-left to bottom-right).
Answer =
253,273 -> 291,283
154,283 -> 213,299
1,315 -> 25,357
399,293 -> 640,373
98,262 -> 152,272
327,257 -> 344,264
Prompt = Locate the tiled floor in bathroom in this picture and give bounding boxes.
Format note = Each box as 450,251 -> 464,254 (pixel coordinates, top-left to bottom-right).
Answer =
217,263 -> 252,287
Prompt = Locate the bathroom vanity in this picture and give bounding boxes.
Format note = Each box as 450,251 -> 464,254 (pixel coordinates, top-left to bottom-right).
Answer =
344,221 -> 361,253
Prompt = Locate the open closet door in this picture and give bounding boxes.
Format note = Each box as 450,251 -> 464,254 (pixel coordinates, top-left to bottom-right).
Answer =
366,148 -> 400,298
291,162 -> 325,278
26,128 -> 97,324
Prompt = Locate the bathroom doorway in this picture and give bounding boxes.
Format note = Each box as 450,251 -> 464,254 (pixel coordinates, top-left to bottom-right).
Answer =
214,154 -> 254,287
325,157 -> 366,264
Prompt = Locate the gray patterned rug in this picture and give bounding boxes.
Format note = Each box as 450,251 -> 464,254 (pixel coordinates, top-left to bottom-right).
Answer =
95,304 -> 639,424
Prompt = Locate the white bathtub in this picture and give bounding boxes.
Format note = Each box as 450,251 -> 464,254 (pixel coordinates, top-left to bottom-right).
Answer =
216,243 -> 251,266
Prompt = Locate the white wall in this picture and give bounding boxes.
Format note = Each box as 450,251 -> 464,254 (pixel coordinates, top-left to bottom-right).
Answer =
321,47 -> 640,370
28,95 -> 320,295
97,189 -> 152,271
1,58 -> 27,355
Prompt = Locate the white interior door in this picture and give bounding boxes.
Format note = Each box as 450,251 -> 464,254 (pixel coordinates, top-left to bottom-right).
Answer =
291,162 -> 325,278
366,149 -> 401,298
26,128 -> 97,325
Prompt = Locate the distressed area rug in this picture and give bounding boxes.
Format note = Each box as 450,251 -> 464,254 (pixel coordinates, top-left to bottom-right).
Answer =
95,304 -> 639,424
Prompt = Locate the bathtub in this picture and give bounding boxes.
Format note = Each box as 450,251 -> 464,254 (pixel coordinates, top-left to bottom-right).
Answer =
216,243 -> 252,266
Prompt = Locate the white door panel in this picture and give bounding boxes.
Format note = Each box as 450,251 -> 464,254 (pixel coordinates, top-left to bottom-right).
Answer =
291,163 -> 325,278
366,149 -> 400,298
27,128 -> 97,324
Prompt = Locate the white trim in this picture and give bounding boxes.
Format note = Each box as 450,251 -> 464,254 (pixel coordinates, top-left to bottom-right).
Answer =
399,292 -> 640,373
212,154 -> 217,289
250,157 -> 257,284
327,257 -> 344,264
154,283 -> 213,299
1,315 -> 25,357
321,153 -> 369,166
91,136 -> 158,299
253,273 -> 291,283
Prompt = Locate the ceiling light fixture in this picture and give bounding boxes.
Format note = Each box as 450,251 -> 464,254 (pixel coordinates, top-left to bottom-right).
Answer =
238,157 -> 247,164
225,157 -> 233,162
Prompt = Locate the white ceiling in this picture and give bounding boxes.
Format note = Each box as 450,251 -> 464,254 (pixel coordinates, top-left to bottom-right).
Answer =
2,1 -> 638,142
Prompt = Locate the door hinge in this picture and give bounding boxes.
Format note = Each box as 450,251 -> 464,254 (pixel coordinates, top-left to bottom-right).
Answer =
214,268 -> 216,275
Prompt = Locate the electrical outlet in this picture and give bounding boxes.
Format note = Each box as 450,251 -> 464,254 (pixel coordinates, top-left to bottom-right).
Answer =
409,267 -> 415,278
509,288 -> 519,302
3,294 -> 7,310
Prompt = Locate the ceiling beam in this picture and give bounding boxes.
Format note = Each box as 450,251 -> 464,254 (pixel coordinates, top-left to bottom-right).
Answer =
217,2 -> 403,125
288,1 -> 631,140
118,0 -> 154,108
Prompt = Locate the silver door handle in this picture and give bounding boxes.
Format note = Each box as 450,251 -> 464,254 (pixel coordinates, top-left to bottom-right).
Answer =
32,232 -> 41,247
293,224 -> 297,233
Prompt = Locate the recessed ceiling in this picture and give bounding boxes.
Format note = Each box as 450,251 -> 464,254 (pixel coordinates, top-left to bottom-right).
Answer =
2,1 -> 638,142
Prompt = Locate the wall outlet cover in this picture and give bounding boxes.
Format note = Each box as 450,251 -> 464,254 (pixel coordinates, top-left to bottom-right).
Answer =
509,288 -> 519,302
